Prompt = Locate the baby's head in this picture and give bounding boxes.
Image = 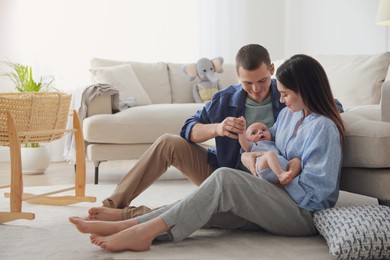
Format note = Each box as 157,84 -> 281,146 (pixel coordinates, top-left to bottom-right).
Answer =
246,121 -> 272,142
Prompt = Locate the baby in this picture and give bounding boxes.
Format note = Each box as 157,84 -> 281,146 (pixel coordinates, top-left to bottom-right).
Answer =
238,118 -> 301,185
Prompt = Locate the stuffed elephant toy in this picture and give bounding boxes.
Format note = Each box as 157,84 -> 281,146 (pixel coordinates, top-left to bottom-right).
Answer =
183,57 -> 224,103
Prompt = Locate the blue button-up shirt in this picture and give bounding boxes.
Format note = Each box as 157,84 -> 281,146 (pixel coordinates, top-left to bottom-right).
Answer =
270,108 -> 343,211
180,79 -> 285,170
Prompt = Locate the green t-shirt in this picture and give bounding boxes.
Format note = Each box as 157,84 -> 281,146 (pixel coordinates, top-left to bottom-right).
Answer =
238,96 -> 275,172
244,95 -> 274,128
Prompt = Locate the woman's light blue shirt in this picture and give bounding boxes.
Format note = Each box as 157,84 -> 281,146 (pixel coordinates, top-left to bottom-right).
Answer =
270,108 -> 342,212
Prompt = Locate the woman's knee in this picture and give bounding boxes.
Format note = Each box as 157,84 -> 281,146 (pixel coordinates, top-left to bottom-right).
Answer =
211,167 -> 244,186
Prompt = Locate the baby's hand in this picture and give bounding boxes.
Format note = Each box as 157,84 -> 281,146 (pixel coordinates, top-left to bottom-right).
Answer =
239,116 -> 246,130
238,116 -> 246,138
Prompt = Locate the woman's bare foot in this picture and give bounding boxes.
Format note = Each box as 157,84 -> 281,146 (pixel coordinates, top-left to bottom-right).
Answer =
88,207 -> 124,221
69,216 -> 138,236
92,227 -> 151,251
91,217 -> 170,252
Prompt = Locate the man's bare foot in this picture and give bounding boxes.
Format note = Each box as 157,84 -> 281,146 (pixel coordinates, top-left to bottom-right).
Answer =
88,207 -> 124,221
69,216 -> 138,236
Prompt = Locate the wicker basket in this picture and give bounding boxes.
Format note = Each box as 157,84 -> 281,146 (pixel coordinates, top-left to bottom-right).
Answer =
0,92 -> 71,146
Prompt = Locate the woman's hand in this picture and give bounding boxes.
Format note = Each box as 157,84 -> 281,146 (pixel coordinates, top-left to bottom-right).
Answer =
216,117 -> 245,139
241,152 -> 263,176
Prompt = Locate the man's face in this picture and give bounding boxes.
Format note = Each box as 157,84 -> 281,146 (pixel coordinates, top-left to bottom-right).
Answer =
237,63 -> 274,103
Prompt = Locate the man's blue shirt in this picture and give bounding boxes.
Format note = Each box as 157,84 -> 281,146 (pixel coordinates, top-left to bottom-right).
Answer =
180,79 -> 285,170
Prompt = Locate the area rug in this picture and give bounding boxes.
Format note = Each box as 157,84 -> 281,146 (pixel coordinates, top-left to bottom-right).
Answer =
0,180 -> 378,260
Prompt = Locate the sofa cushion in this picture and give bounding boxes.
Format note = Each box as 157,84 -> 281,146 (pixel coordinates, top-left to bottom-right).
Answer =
168,62 -> 239,103
90,63 -> 152,106
83,103 -> 205,144
314,53 -> 390,107
90,58 -> 171,104
341,105 -> 390,167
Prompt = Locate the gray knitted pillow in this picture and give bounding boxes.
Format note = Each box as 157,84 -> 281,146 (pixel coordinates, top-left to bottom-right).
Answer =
313,205 -> 390,259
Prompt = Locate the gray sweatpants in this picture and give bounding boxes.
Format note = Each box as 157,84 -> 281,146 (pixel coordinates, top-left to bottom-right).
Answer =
136,167 -> 317,243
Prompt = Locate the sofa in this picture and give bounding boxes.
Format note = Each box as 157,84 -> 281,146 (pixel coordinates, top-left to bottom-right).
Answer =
82,54 -> 390,206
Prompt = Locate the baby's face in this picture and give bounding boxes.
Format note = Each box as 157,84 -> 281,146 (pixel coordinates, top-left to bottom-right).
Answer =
246,122 -> 272,142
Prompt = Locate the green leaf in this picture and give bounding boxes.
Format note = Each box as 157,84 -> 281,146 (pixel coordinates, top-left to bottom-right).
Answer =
1,60 -> 55,92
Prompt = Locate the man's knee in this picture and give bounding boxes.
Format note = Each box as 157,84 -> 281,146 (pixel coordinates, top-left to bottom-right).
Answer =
155,134 -> 186,150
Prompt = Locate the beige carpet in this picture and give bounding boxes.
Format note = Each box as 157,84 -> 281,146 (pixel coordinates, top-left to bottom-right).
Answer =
0,180 -> 378,260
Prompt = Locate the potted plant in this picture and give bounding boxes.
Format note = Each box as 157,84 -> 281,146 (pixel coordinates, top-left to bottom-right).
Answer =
1,61 -> 55,174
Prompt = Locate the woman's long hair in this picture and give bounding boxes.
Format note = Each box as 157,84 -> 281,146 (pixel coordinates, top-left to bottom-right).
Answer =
276,54 -> 345,146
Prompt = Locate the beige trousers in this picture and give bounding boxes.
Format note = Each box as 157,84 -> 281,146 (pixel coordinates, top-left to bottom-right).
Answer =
102,133 -> 214,210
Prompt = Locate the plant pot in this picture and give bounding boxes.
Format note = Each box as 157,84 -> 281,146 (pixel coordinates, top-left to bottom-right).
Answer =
21,145 -> 51,174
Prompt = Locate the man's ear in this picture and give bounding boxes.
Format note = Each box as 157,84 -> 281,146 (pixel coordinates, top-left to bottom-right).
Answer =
269,63 -> 275,76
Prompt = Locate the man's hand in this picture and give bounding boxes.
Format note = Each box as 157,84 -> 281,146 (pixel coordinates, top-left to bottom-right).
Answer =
216,117 -> 245,139
241,151 -> 263,176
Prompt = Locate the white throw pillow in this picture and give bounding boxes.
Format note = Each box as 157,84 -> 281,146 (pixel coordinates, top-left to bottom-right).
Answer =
90,63 -> 152,106
313,205 -> 390,259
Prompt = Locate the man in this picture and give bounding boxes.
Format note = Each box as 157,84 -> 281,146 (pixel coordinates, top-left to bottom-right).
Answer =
88,44 -> 285,221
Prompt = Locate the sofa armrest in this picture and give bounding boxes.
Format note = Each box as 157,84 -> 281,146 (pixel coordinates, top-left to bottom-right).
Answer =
381,80 -> 390,123
86,94 -> 113,117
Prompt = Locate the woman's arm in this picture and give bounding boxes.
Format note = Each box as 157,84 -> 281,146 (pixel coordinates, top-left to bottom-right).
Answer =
283,122 -> 342,211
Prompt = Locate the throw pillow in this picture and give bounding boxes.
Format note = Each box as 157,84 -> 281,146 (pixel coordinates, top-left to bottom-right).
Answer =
90,63 -> 152,106
313,205 -> 390,260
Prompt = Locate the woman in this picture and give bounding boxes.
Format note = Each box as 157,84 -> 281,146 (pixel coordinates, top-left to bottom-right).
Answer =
69,54 -> 345,252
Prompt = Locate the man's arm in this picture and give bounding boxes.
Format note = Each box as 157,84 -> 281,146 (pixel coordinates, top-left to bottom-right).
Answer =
190,117 -> 245,143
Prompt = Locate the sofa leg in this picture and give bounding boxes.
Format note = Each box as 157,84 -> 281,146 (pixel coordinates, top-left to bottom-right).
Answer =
378,199 -> 390,206
94,161 -> 101,185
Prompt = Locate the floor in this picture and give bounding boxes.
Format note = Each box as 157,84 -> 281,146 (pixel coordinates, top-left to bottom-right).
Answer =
0,159 -> 185,187
0,160 -> 137,187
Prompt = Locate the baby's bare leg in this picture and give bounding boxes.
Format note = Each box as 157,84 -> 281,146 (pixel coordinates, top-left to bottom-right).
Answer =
260,151 -> 285,177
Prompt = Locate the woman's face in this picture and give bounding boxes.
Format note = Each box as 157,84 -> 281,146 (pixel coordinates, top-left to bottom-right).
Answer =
277,80 -> 308,115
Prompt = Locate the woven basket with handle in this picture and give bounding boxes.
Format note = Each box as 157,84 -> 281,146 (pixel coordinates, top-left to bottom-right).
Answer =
0,92 -> 71,146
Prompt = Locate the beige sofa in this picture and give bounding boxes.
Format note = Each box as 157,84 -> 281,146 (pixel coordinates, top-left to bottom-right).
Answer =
82,54 -> 390,206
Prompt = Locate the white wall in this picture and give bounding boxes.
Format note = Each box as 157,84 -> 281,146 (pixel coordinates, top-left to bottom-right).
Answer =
0,0 -> 387,93
198,0 -> 285,62
285,0 -> 386,56
0,0 -> 200,92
